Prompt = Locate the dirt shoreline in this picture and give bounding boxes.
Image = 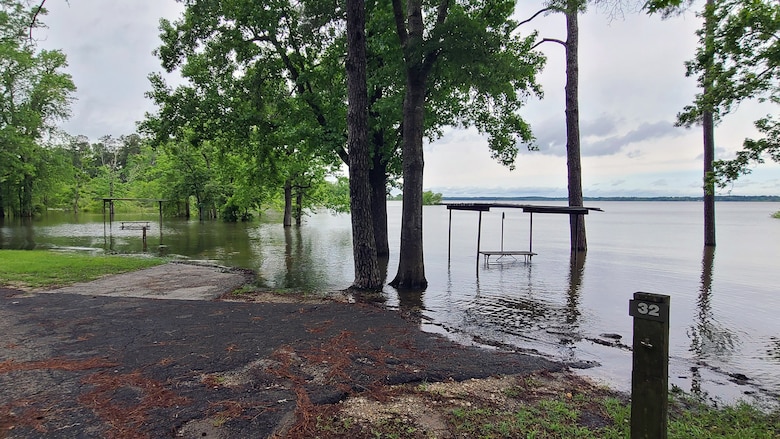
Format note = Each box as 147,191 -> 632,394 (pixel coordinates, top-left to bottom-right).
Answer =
0,263 -> 581,438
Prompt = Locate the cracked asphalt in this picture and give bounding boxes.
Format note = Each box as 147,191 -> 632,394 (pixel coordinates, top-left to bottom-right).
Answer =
1,263 -> 563,438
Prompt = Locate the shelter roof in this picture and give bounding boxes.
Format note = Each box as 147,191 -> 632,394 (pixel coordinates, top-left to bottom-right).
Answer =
443,202 -> 602,214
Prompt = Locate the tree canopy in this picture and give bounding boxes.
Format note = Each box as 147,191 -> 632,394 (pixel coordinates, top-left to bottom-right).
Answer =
0,0 -> 75,217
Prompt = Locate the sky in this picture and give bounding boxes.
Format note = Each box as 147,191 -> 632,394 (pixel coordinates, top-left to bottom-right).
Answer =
36,0 -> 779,198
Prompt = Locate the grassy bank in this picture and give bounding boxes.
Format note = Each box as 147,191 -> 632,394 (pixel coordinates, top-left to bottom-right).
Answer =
773,211 -> 780,219
307,372 -> 780,438
0,250 -> 165,290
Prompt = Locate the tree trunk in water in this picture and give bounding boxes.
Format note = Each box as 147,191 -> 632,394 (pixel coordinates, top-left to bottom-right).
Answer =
0,184 -> 4,218
565,4 -> 586,252
346,0 -> 381,290
390,73 -> 427,290
369,155 -> 390,258
702,0 -> 716,247
390,0 -> 432,290
283,179 -> 292,227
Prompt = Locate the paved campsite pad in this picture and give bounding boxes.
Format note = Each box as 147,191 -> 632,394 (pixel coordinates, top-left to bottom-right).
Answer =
45,262 -> 253,300
0,267 -> 562,439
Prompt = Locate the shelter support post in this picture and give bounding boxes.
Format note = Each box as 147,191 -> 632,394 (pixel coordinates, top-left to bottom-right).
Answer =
476,211 -> 483,271
448,209 -> 452,261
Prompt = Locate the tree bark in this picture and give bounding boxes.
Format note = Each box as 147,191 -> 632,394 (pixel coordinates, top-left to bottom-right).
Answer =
389,0 -> 441,290
283,178 -> 292,227
294,188 -> 303,226
703,109 -> 716,246
369,151 -> 390,258
702,0 -> 716,247
20,174 -> 34,218
390,72 -> 427,290
346,0 -> 382,290
565,3 -> 586,252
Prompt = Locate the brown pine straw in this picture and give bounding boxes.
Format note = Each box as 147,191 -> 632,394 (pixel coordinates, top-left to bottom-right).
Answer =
0,357 -> 118,374
77,370 -> 190,439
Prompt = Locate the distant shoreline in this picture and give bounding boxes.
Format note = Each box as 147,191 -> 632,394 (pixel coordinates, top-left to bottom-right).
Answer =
441,195 -> 780,202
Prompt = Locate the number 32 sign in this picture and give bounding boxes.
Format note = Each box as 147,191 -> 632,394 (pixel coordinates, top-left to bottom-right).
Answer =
629,294 -> 669,322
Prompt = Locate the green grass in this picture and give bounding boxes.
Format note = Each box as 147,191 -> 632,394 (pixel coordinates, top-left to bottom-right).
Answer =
0,250 -> 166,289
772,211 -> 780,219
310,376 -> 779,439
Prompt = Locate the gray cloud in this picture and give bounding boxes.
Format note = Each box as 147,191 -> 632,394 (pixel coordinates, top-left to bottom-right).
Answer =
584,120 -> 684,157
527,117 -> 684,157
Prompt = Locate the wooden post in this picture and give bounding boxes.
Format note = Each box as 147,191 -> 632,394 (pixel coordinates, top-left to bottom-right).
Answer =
629,292 -> 670,439
448,208 -> 452,261
500,212 -> 505,252
476,210 -> 483,270
142,226 -> 148,252
529,212 -> 534,254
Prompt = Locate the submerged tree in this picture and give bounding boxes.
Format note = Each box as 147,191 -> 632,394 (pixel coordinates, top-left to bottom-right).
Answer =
523,0 -> 643,251
646,0 -> 779,246
389,0 -> 544,289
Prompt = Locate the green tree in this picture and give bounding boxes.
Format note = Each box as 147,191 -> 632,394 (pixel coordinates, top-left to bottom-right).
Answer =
145,0 -> 342,225
422,191 -> 443,205
389,0 -> 543,289
523,0 -> 643,251
646,0 -> 779,246
0,0 -> 75,217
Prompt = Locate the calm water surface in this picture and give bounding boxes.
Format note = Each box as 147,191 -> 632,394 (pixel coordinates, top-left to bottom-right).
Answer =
2,201 -> 779,404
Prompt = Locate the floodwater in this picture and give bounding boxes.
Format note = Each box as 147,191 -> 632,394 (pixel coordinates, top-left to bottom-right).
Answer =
2,201 -> 779,404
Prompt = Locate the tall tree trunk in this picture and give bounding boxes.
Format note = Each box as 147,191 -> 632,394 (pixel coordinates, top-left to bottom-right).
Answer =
703,110 -> 716,246
0,184 -> 4,218
702,0 -> 716,247
20,174 -> 34,218
565,3 -> 586,252
390,72 -> 427,290
390,0 -> 435,290
369,153 -> 390,258
283,178 -> 292,227
294,189 -> 303,226
346,0 -> 381,290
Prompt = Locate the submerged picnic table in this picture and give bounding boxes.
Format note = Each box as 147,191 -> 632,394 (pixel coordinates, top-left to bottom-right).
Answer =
120,221 -> 151,230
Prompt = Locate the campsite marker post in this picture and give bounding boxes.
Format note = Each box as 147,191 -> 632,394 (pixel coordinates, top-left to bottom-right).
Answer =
629,292 -> 670,439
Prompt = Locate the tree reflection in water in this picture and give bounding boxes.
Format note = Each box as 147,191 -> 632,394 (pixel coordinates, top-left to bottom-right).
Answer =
688,246 -> 738,395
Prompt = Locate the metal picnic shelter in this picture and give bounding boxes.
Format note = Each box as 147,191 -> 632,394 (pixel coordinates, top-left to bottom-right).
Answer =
444,202 -> 603,265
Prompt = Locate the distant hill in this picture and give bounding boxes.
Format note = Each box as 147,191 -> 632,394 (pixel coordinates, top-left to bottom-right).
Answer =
441,195 -> 780,202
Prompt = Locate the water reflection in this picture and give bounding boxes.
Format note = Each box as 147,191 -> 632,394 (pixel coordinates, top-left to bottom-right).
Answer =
0,218 -> 36,250
566,251 -> 586,326
689,247 -> 737,359
688,246 -> 738,395
456,250 -> 588,351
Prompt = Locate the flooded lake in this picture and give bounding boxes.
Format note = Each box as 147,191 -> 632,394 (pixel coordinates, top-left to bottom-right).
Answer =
2,200 -> 779,404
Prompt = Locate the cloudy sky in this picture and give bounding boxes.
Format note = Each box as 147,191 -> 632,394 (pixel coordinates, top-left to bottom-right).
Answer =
38,0 -> 778,197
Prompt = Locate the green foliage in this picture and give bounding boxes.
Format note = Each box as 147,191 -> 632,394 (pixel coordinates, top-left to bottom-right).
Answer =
0,0 -> 76,217
422,190 -> 443,205
318,176 -> 351,214
142,0 -> 345,223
